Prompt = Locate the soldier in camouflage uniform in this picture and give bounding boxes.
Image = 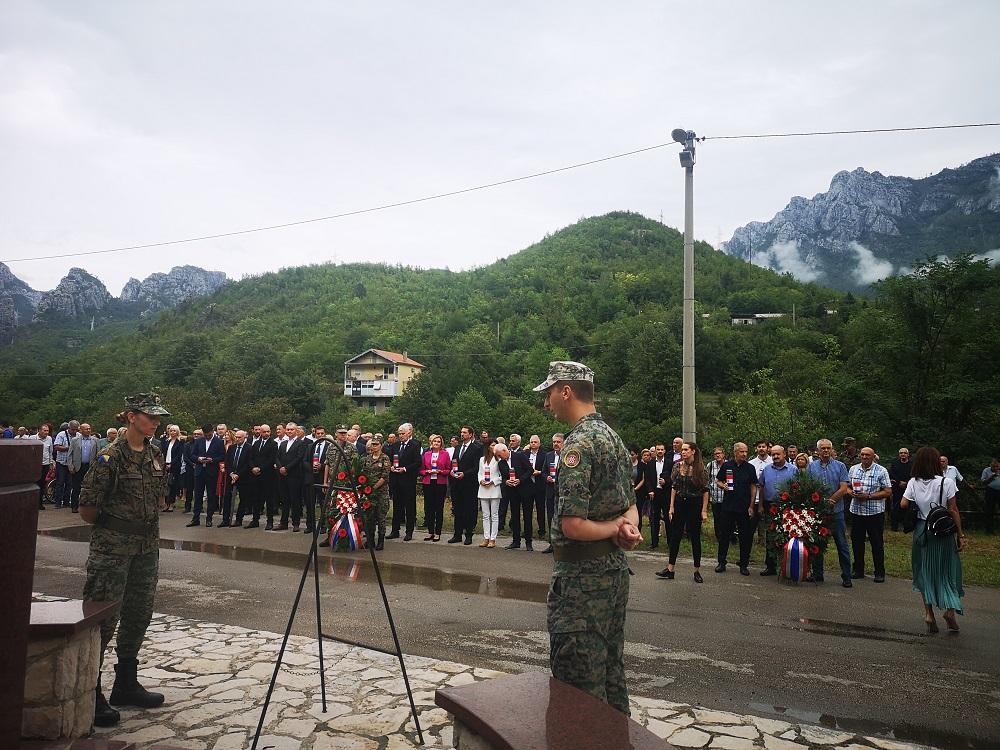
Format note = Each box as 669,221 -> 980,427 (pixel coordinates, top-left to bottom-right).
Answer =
361,436 -> 392,550
534,362 -> 642,715
319,424 -> 357,547
79,393 -> 171,728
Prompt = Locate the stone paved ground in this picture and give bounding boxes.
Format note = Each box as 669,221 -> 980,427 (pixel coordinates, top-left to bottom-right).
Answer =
29,593 -> 937,750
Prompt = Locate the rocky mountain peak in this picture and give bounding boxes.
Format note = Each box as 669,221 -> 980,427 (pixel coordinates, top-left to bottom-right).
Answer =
33,268 -> 112,321
723,153 -> 1000,291
119,265 -> 227,316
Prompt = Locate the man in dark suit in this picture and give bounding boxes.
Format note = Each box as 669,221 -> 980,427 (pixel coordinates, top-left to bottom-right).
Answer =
188,422 -> 226,527
276,423 -> 308,531
303,425 -> 329,534
507,441 -> 536,550
449,425 -> 483,545
524,435 -> 548,538
388,423 -> 421,541
251,424 -> 279,529
541,433 -> 564,553
222,429 -> 253,527
645,442 -> 671,549
350,425 -> 367,456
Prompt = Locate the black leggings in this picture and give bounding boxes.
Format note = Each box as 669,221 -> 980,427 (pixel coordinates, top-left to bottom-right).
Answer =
423,482 -> 447,536
668,496 -> 704,567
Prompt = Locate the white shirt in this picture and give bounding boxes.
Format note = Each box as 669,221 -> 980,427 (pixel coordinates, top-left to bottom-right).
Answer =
446,446 -> 456,459
749,455 -> 773,480
904,477 -> 957,520
477,457 -> 502,498
942,465 -> 963,489
655,459 -> 665,485
165,440 -> 176,464
40,435 -> 53,465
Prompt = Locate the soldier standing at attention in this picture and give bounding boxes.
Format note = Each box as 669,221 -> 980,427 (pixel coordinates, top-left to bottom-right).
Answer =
319,425 -> 357,548
79,393 -> 171,728
362,436 -> 392,549
534,361 -> 642,715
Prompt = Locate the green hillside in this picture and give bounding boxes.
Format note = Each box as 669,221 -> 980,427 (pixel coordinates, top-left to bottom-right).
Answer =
2,212 -> 996,467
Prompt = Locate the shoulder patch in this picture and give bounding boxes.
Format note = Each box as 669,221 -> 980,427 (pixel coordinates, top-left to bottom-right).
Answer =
97,453 -> 112,465
563,449 -> 582,468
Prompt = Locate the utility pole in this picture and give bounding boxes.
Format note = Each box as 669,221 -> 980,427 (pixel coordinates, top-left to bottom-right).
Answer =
672,127 -> 697,443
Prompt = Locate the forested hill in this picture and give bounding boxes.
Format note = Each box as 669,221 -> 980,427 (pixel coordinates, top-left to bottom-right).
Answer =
3,211 -> 996,466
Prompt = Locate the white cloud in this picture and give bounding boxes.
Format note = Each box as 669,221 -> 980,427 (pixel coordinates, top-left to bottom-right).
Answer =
849,242 -> 894,285
751,240 -> 821,282
975,249 -> 1000,265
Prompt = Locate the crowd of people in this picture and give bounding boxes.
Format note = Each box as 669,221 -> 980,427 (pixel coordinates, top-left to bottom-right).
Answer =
8,417 -> 990,628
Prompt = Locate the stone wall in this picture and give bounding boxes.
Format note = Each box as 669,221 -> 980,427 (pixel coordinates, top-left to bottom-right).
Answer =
453,720 -> 493,750
22,628 -> 99,739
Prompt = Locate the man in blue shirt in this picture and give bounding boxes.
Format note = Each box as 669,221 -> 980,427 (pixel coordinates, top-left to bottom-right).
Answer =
758,445 -> 798,576
807,438 -> 853,587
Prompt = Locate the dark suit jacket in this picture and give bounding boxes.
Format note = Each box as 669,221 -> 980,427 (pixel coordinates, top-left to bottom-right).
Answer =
277,437 -> 307,476
644,459 -> 671,505
162,439 -> 184,478
305,438 -> 330,475
227,441 -> 254,483
194,435 -> 226,477
253,438 -> 278,478
392,438 -> 422,484
510,449 -> 533,483
453,440 -> 484,489
353,437 -> 368,455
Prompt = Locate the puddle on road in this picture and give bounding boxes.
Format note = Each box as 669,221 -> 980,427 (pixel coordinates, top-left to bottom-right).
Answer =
789,616 -> 924,643
38,525 -> 549,604
749,702 -> 990,750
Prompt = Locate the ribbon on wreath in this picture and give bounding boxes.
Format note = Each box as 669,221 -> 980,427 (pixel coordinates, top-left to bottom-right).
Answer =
781,538 -> 809,582
327,489 -> 365,551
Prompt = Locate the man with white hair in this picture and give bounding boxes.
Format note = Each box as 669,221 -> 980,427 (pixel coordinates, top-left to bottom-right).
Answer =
388,423 -> 421,541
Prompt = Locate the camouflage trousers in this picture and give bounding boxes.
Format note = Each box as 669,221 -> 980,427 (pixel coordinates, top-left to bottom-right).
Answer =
83,549 -> 159,666
547,568 -> 630,715
372,492 -> 390,537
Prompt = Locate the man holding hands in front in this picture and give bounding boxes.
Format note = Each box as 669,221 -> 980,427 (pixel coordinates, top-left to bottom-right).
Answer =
535,361 -> 641,716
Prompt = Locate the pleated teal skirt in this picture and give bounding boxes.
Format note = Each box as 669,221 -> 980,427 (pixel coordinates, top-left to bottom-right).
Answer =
912,520 -> 965,614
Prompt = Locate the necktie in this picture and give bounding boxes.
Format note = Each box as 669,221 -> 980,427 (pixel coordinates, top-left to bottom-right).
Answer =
235,446 -> 242,465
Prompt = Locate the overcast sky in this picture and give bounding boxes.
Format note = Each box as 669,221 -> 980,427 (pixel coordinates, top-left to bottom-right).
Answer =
2,1 -> 997,293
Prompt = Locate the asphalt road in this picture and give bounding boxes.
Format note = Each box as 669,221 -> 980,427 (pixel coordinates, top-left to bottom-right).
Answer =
32,513 -> 1000,749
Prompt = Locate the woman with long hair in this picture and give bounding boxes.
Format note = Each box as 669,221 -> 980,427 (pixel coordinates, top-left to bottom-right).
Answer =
477,441 -> 502,547
901,446 -> 965,633
658,441 -> 709,583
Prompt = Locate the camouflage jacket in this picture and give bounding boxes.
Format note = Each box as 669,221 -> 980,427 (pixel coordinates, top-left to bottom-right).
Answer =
361,453 -> 392,501
552,412 -> 632,575
325,439 -> 358,488
80,437 -> 165,555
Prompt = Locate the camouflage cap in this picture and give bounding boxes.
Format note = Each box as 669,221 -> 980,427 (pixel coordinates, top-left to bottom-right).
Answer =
842,436 -> 856,445
532,361 -> 595,392
335,424 -> 349,433
125,392 -> 171,416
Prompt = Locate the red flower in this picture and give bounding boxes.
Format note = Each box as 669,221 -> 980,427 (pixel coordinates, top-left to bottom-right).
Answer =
338,528 -> 347,538
780,492 -> 790,501
791,483 -> 800,491
811,492 -> 821,503
819,527 -> 830,537
769,505 -> 779,515
363,486 -> 373,495
810,545 -> 820,555
362,500 -> 371,510
337,471 -> 347,480
357,474 -> 367,484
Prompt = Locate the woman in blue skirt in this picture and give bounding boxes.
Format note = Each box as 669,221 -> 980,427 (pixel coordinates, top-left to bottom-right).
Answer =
901,446 -> 965,633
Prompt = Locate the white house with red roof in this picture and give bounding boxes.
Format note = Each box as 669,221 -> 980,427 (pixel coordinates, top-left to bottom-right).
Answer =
343,348 -> 425,413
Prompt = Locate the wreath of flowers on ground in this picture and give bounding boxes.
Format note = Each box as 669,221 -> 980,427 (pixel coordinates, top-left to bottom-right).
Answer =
766,473 -> 833,559
327,456 -> 378,551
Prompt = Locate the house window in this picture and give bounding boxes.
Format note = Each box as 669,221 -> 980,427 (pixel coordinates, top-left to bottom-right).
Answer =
383,366 -> 394,377
361,380 -> 375,388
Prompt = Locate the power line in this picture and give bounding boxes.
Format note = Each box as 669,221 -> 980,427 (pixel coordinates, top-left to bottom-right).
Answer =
0,142 -> 678,263
699,122 -> 1000,141
4,120 -> 998,265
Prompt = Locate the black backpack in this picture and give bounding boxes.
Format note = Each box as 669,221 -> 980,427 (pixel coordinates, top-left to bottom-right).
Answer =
923,478 -> 958,540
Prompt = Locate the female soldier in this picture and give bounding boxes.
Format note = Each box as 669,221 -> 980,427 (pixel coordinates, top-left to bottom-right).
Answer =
363,436 -> 392,550
79,393 -> 170,727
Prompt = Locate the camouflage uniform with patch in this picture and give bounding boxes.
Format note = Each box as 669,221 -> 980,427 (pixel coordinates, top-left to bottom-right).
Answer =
361,451 -> 392,539
323,437 -> 357,532
81,412 -> 166,665
535,362 -> 634,715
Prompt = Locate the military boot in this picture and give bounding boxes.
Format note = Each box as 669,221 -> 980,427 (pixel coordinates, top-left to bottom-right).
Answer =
375,531 -> 385,551
94,678 -> 120,727
110,658 -> 165,708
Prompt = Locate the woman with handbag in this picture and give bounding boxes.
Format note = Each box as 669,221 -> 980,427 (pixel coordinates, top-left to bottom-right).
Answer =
901,446 -> 965,633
